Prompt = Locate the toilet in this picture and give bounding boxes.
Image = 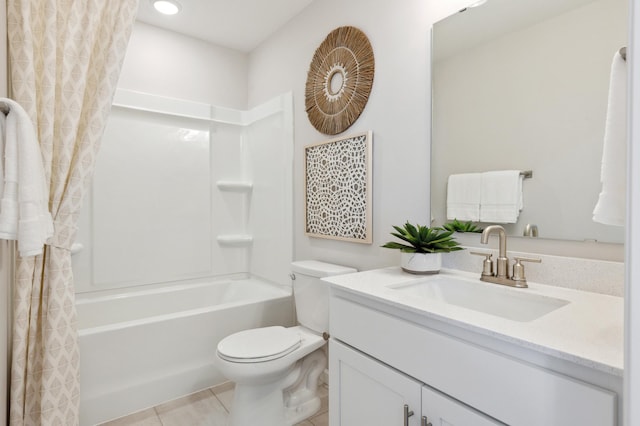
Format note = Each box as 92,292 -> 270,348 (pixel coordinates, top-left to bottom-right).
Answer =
215,260 -> 356,426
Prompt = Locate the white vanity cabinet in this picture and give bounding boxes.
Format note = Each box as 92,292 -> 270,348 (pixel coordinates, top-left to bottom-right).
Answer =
329,339 -> 422,425
421,384 -> 504,426
330,339 -> 503,425
328,292 -> 619,426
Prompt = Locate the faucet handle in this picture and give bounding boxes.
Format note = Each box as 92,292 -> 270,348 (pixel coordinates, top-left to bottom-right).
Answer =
470,251 -> 494,277
513,256 -> 542,263
512,256 -> 542,284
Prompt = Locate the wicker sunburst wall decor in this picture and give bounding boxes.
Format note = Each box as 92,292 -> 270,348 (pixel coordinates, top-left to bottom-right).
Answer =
305,26 -> 375,135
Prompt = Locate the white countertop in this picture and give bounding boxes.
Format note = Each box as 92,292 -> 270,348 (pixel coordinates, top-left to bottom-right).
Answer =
325,267 -> 624,376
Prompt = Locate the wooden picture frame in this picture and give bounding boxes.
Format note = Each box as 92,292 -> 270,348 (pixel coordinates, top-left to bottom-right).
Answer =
304,131 -> 373,244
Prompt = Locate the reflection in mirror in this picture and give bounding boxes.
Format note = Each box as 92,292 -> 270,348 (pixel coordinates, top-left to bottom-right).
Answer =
431,0 -> 627,243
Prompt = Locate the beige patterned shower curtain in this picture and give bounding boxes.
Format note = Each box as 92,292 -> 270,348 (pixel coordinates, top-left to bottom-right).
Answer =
6,0 -> 138,424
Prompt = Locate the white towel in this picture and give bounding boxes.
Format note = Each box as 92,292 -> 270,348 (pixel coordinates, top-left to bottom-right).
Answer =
479,170 -> 523,223
593,51 -> 627,226
0,115 -> 5,206
0,98 -> 53,257
446,173 -> 481,221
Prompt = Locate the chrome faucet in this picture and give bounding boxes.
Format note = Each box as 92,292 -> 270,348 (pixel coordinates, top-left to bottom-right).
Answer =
474,225 -> 541,288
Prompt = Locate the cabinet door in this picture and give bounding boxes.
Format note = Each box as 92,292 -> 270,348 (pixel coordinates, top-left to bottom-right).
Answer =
421,385 -> 505,426
330,339 -> 422,426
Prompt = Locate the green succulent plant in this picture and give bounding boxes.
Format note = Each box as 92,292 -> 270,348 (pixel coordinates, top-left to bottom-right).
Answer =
382,222 -> 464,254
443,218 -> 483,233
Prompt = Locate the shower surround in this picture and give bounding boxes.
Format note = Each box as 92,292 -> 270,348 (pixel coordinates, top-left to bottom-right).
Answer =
72,90 -> 294,424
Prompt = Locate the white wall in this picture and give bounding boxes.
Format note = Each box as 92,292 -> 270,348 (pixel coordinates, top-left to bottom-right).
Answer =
247,0 -> 489,272
117,22 -> 248,109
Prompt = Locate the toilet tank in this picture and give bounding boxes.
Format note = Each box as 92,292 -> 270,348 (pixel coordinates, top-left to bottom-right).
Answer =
291,260 -> 356,333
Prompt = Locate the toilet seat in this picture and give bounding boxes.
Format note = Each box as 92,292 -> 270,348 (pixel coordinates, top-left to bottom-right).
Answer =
217,326 -> 302,363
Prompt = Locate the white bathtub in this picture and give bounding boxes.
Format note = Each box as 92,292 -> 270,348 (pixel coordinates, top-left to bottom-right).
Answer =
77,275 -> 293,425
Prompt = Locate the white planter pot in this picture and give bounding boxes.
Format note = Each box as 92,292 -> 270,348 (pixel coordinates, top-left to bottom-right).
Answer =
401,252 -> 442,275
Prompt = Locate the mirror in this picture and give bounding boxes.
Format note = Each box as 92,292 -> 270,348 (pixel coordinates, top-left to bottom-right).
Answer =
431,0 -> 627,243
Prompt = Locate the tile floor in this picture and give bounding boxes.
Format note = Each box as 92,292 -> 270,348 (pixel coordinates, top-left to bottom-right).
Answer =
100,382 -> 329,426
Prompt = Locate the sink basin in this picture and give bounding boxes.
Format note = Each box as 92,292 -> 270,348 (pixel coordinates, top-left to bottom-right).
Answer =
387,275 -> 569,322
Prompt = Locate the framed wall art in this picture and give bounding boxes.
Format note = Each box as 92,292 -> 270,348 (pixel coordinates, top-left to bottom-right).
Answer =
304,131 -> 372,244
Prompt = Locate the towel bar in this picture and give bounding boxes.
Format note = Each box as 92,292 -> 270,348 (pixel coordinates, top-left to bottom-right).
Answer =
520,170 -> 533,179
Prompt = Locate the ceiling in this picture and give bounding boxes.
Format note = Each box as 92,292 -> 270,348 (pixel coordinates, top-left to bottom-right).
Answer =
136,0 -> 315,52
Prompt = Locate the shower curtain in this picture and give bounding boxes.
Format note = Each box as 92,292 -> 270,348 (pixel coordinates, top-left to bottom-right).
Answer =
6,0 -> 138,424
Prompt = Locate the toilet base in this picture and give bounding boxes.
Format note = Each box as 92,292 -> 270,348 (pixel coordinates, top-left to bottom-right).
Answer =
284,394 -> 321,425
227,349 -> 326,426
284,349 -> 326,424
229,380 -> 289,426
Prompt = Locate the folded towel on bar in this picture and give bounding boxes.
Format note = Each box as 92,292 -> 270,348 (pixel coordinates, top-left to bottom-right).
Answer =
479,170 -> 523,223
0,98 -> 53,257
593,50 -> 627,226
446,173 -> 481,221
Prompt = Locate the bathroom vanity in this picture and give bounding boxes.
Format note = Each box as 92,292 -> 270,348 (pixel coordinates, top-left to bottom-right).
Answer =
325,268 -> 623,425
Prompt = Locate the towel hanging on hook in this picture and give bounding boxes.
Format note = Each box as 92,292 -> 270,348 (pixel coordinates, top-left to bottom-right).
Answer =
0,98 -> 54,256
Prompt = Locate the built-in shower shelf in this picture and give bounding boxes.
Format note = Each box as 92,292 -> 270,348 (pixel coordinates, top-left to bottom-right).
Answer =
216,235 -> 254,246
216,180 -> 253,192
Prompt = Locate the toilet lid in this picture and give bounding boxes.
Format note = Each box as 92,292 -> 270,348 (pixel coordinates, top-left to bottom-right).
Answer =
217,326 -> 301,363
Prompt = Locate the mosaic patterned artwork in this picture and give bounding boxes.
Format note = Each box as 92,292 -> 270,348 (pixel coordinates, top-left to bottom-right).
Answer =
305,131 -> 372,243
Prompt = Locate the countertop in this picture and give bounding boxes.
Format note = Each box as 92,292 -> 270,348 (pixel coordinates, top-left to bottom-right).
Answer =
324,267 -> 624,376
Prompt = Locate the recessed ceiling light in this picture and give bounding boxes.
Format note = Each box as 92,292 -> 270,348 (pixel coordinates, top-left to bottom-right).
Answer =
152,0 -> 182,15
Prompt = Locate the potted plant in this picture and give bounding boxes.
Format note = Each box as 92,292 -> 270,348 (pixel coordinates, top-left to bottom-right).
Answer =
443,218 -> 483,233
382,222 -> 463,274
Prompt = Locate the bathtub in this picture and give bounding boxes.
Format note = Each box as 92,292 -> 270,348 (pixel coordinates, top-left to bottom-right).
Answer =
77,275 -> 294,425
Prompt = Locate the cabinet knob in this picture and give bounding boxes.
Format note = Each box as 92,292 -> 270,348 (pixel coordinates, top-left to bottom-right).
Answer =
421,416 -> 433,426
404,404 -> 414,426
